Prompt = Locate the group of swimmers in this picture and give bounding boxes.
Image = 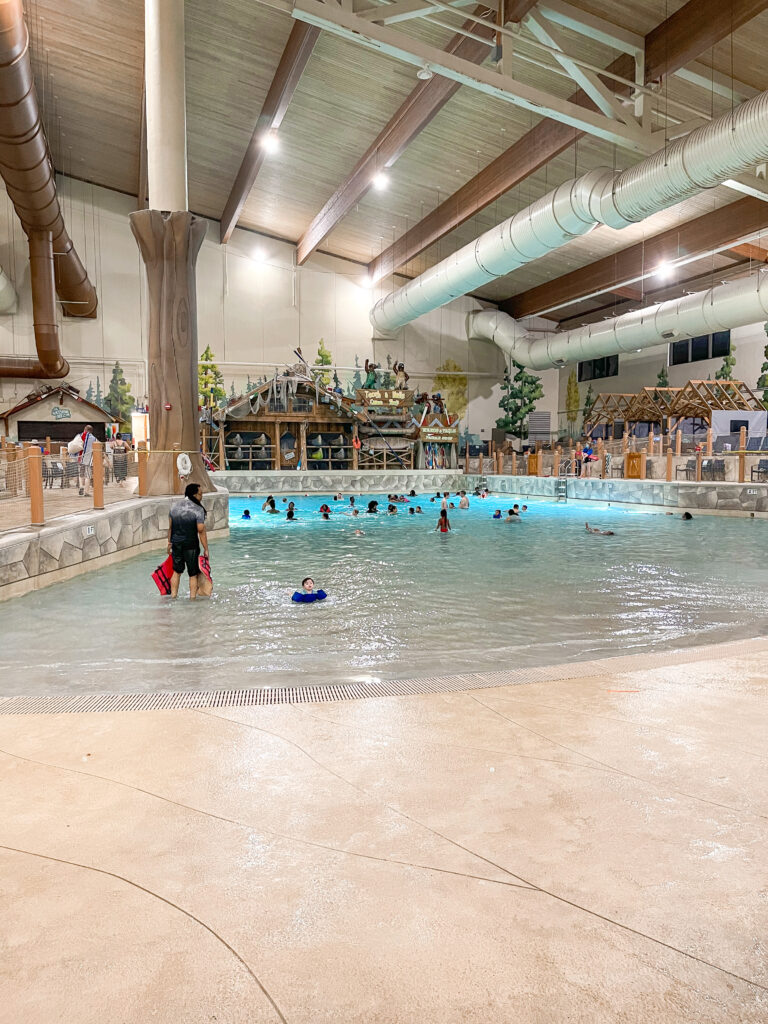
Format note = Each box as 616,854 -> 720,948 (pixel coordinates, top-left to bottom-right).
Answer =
241,489 -> 479,529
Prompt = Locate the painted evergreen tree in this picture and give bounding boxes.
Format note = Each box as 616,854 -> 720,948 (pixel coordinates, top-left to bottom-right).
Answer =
715,343 -> 736,381
380,353 -> 394,389
198,345 -> 226,407
432,358 -> 469,420
758,324 -> 768,407
313,338 -> 332,388
495,360 -> 544,437
581,382 -> 596,431
565,369 -> 580,436
85,381 -> 94,403
346,355 -> 364,397
104,361 -> 134,428
656,364 -> 669,388
94,376 -> 102,407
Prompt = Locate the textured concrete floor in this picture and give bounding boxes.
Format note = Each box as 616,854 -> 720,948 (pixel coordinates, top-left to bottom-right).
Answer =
1,645 -> 767,1023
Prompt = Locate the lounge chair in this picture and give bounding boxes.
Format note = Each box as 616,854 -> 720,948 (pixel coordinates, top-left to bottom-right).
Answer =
751,459 -> 768,482
676,459 -> 696,480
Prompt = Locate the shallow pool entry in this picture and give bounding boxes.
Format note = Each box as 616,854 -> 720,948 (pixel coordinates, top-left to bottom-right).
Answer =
1,492 -> 764,696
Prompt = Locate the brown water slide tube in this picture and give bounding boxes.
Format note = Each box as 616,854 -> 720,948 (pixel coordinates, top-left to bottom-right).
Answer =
0,0 -> 98,379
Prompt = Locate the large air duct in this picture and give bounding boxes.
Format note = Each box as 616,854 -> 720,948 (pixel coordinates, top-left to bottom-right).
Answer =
0,0 -> 97,380
467,271 -> 768,370
371,90 -> 768,333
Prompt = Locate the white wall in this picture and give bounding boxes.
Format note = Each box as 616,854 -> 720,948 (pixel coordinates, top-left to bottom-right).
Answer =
0,177 -> 507,439
552,321 -> 768,436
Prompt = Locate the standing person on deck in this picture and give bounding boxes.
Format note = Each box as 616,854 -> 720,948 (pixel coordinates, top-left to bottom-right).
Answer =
78,425 -> 95,497
167,483 -> 209,600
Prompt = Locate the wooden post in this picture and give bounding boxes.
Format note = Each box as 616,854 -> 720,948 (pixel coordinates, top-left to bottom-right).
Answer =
45,435 -> 51,454
92,441 -> 105,509
739,425 -> 747,451
706,428 -> 713,455
639,451 -> 647,480
511,450 -> 517,476
601,450 -> 607,479
695,450 -> 702,481
478,450 -> 483,475
622,431 -> 628,454
137,442 -> 149,496
536,450 -> 543,476
675,430 -> 682,455
273,422 -> 281,470
464,442 -> 470,474
301,421 -> 309,470
6,444 -> 17,496
553,446 -> 561,477
666,448 -> 673,482
28,446 -> 44,526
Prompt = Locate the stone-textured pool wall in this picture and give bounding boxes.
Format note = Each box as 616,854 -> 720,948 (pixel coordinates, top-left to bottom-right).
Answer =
467,474 -> 768,513
215,469 -> 463,495
0,490 -> 230,601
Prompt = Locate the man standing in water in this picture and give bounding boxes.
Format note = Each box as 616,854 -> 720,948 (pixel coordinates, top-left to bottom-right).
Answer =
167,483 -> 209,599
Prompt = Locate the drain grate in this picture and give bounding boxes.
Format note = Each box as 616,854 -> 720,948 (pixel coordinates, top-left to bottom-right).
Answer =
0,637 -> 763,716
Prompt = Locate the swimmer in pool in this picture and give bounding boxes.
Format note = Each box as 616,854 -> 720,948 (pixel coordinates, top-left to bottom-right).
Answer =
354,529 -> 364,536
415,506 -> 423,514
262,495 -> 279,513
504,508 -> 519,522
349,496 -> 356,508
409,489 -> 416,497
459,491 -> 469,509
435,509 -> 451,532
242,509 -> 251,520
291,577 -> 327,603
321,511 -> 331,520
492,509 -> 501,519
681,511 -> 693,520
286,509 -> 297,521
585,522 -> 615,536
408,507 -> 415,515
319,503 -> 331,515
387,504 -> 397,514
366,500 -> 378,514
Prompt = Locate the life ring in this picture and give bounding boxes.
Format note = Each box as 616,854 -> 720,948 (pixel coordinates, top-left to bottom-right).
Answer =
177,452 -> 192,477
352,436 -> 361,450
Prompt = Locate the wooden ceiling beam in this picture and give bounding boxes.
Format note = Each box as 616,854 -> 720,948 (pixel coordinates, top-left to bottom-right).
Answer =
505,0 -> 540,20
500,197 -> 768,319
295,7 -> 495,265
219,22 -> 320,245
644,0 -> 768,83
723,241 -> 768,262
368,0 -> 768,284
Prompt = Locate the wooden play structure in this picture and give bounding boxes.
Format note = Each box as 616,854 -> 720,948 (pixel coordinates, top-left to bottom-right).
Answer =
209,376 -> 363,470
355,388 -> 416,470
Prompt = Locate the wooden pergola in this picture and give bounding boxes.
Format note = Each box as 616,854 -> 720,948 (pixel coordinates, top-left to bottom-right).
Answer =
586,393 -> 635,432
667,379 -> 764,426
625,387 -> 681,425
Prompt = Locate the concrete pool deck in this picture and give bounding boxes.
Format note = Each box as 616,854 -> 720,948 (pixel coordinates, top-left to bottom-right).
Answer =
2,639 -> 767,1022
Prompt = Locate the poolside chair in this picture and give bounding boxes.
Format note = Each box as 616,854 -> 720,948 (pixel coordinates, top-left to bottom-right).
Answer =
751,459 -> 768,482
676,459 -> 696,480
746,436 -> 762,452
700,459 -> 714,481
762,436 -> 768,451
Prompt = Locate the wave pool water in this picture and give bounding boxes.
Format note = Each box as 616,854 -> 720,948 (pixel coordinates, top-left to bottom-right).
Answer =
1,491 -> 766,696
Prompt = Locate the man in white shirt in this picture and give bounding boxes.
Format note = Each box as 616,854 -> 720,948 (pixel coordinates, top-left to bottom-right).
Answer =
78,425 -> 95,497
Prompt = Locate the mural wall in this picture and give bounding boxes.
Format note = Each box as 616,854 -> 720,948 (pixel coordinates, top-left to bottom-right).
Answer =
0,177 -> 558,445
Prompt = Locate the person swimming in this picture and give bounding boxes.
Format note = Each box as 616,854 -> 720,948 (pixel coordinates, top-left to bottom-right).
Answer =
435,509 -> 451,533
414,506 -> 423,514
366,500 -> 378,514
585,522 -> 615,536
319,503 -> 331,514
409,489 -> 416,497
262,495 -> 279,513
349,496 -> 356,507
286,509 -> 297,521
321,511 -> 330,520
291,577 -> 327,603
492,509 -> 501,519
459,491 -> 469,509
408,507 -> 415,515
505,508 -> 519,521
242,509 -> 251,520
387,504 -> 397,514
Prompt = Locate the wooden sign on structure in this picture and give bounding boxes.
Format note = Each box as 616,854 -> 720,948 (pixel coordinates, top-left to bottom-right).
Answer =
420,425 -> 459,443
356,389 -> 414,408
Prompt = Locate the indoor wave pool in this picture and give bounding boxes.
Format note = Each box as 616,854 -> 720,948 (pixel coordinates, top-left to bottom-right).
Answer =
1,491 -> 766,696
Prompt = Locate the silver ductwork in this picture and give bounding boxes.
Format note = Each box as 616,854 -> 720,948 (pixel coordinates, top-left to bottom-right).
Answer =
370,90 -> 768,333
466,271 -> 768,370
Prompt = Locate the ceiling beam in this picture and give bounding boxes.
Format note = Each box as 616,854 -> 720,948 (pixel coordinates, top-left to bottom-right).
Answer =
499,196 -> 768,319
295,5 -> 496,264
358,0 -> 479,25
219,22 -> 320,245
723,241 -> 768,262
368,0 -> 768,284
644,0 -> 768,83
505,0 -> 539,19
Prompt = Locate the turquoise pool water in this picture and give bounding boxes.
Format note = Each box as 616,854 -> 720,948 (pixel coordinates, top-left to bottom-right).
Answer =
1,491 -> 766,696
